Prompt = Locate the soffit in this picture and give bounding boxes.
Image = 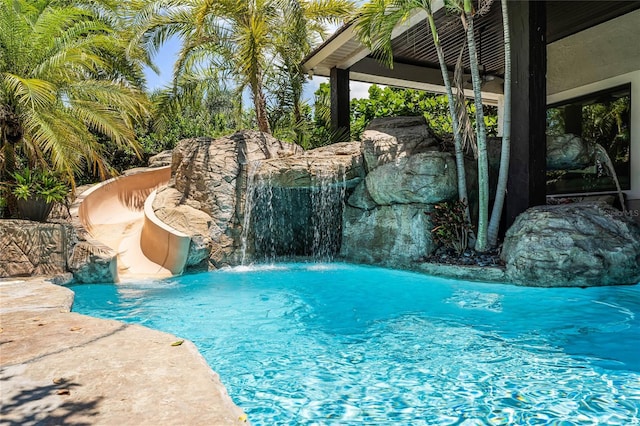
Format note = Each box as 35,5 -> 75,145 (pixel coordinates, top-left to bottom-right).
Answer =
390,2 -> 504,78
546,1 -> 640,43
302,1 -> 640,85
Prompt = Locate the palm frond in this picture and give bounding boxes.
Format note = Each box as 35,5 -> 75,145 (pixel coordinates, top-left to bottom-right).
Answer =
353,0 -> 412,68
453,44 -> 477,157
1,0 -> 148,185
2,74 -> 56,110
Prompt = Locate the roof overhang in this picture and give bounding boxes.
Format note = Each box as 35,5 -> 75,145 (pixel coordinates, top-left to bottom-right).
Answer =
302,0 -> 640,104
302,5 -> 433,78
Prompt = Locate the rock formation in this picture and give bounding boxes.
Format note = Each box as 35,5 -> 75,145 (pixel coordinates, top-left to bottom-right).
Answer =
0,220 -> 75,278
67,241 -> 117,283
341,117 -> 458,266
361,116 -> 441,171
254,142 -> 364,188
502,202 -> 640,286
151,117 -> 462,269
365,152 -> 457,205
148,150 -> 173,168
547,133 -> 594,170
341,204 -> 434,266
7,118 -> 638,288
152,132 -> 303,269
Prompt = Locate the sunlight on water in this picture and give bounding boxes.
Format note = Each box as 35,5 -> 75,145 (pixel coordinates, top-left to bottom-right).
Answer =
304,263 -> 346,271
70,263 -> 640,425
222,263 -> 290,273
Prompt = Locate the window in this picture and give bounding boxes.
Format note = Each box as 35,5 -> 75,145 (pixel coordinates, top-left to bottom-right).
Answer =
546,84 -> 631,195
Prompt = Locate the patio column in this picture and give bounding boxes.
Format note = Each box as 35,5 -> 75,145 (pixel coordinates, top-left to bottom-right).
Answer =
506,0 -> 547,228
330,67 -> 350,142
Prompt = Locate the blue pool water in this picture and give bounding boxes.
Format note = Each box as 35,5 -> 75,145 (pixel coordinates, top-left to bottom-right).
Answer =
70,263 -> 640,425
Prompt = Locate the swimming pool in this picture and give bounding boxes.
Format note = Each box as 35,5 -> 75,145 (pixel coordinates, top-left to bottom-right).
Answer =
70,263 -> 640,424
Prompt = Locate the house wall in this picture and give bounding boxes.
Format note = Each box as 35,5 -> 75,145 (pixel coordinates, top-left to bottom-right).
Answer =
547,10 -> 640,207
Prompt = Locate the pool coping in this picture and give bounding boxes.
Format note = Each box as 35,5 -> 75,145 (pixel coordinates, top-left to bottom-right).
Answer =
0,277 -> 248,425
411,262 -> 508,283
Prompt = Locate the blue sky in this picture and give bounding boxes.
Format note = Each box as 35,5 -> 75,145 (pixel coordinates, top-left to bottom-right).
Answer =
142,36 -> 373,102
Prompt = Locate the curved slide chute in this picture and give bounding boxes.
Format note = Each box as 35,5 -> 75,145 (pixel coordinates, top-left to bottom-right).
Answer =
75,166 -> 190,281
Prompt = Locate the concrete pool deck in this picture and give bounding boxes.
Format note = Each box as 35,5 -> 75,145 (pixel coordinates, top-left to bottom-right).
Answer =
0,278 -> 247,425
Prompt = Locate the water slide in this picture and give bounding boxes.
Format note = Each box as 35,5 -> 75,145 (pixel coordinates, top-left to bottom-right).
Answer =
74,166 -> 190,281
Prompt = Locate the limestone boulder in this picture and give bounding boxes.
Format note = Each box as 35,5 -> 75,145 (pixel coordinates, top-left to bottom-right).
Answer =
366,151 -> 458,205
502,202 -> 640,287
547,133 -> 594,170
254,141 -> 364,188
341,204 -> 434,266
68,241 -> 117,283
148,150 -> 173,168
361,116 -> 440,171
152,187 -> 213,268
347,181 -> 377,211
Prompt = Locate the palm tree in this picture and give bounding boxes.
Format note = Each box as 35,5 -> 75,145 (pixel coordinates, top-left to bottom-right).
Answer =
446,0 -> 490,251
147,69 -> 245,142
272,0 -> 355,143
448,0 -> 510,249
0,0 -> 149,188
131,0 -> 355,135
354,0 -> 470,219
487,0 -> 511,247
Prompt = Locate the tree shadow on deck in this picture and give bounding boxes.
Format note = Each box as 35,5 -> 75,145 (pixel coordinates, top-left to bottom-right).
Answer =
0,375 -> 103,426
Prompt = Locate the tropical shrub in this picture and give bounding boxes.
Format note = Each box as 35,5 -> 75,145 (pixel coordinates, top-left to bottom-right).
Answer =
351,84 -> 497,141
11,168 -> 68,204
0,0 -> 150,187
426,200 -> 472,255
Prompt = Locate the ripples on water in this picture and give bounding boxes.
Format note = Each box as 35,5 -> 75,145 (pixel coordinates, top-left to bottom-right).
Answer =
71,263 -> 640,425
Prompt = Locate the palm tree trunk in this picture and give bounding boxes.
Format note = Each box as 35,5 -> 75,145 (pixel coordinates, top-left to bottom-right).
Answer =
464,0 -> 489,252
1,104 -> 21,186
0,138 -> 18,218
253,82 -> 271,134
487,0 -> 511,247
425,9 -> 470,218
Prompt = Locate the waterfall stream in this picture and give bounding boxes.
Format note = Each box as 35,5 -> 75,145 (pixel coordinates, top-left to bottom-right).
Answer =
240,161 -> 260,265
594,143 -> 627,212
310,168 -> 347,261
241,165 -> 347,264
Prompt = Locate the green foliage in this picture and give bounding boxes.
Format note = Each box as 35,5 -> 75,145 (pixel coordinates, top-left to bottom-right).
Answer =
351,85 -> 449,139
350,84 -> 497,140
138,90 -> 242,154
582,96 -> 630,163
272,81 -> 347,150
11,168 -> 68,203
132,0 -> 355,135
306,82 -> 337,149
426,200 -> 472,255
0,0 -> 150,186
309,83 -> 497,145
